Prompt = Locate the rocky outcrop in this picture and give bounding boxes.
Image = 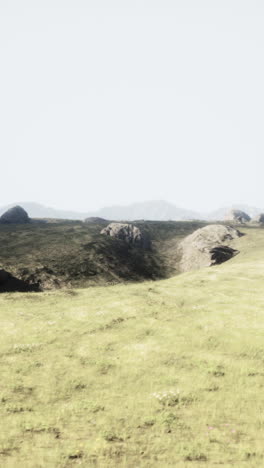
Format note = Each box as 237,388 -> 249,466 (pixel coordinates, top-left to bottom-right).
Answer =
179,224 -> 242,272
251,213 -> 264,224
224,209 -> 251,224
101,223 -> 150,248
0,269 -> 40,292
0,206 -> 31,224
84,217 -> 108,224
17,266 -> 62,291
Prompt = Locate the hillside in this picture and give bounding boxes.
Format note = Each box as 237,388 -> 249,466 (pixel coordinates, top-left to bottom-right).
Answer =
0,220 -> 207,290
0,225 -> 264,466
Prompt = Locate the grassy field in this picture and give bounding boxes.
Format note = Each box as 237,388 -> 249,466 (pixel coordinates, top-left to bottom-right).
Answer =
1,225 -> 264,466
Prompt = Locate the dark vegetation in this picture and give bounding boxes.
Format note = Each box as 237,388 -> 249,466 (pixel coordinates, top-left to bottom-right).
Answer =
0,220 -> 208,290
0,269 -> 40,292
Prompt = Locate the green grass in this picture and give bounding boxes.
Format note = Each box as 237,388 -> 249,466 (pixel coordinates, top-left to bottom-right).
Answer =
0,220 -> 207,289
1,225 -> 264,466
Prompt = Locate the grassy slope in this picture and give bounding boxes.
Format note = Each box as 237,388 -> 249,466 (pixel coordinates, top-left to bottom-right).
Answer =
1,226 -> 264,467
0,220 -> 207,288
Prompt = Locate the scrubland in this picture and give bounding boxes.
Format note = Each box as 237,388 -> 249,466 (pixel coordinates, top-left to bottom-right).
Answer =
0,220 -> 206,288
1,226 -> 264,467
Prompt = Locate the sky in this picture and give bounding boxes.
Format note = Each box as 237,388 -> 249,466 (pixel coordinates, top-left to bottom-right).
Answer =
0,0 -> 263,212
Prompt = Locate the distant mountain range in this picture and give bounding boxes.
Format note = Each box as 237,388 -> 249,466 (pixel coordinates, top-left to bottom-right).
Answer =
93,200 -> 200,221
0,201 -> 263,221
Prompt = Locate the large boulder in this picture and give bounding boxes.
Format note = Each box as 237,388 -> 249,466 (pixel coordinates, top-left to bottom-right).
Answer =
252,213 -> 264,224
224,209 -> 251,224
100,222 -> 150,248
179,224 -> 242,272
0,206 -> 31,224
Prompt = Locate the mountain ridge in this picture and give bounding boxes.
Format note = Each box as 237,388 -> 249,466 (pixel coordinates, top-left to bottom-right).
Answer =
0,200 -> 262,221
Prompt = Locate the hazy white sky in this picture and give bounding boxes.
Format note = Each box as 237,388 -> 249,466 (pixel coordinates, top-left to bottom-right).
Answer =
0,1 -> 263,211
